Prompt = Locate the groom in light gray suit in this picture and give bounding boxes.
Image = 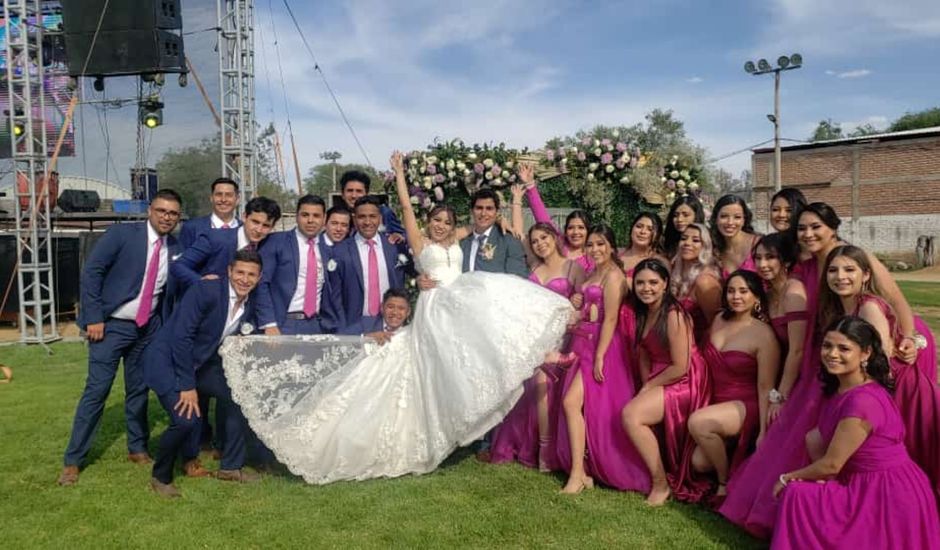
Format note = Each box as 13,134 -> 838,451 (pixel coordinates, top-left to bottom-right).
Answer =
460,188 -> 528,278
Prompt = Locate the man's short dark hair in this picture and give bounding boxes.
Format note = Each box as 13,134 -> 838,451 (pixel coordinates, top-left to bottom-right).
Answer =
340,170 -> 371,192
326,205 -> 352,221
231,248 -> 262,268
211,177 -> 239,193
470,188 -> 500,209
353,195 -> 383,212
152,188 -> 182,206
244,196 -> 282,223
296,194 -> 326,211
383,288 -> 410,304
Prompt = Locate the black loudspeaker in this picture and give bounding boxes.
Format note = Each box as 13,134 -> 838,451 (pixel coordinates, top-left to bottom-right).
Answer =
61,0 -> 182,33
58,190 -> 101,213
61,0 -> 185,77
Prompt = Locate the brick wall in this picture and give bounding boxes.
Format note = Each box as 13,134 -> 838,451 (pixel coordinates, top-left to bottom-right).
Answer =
750,135 -> 940,253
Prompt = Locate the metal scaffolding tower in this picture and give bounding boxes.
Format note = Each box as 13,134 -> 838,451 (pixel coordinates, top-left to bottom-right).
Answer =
218,0 -> 257,205
3,0 -> 59,345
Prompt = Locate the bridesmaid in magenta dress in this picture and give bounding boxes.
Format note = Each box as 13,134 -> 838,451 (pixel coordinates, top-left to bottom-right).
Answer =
619,212 -> 666,287
710,194 -> 760,279
674,271 -> 780,504
753,233 -> 809,428
662,195 -> 706,258
517,163 -> 594,273
817,245 -> 940,498
621,258 -> 709,506
670,224 -> 722,344
556,225 -> 648,494
490,222 -> 584,471
720,203 -> 922,538
772,317 -> 940,550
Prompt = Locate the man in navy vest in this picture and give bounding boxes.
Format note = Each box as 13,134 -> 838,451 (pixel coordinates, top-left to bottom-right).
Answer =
58,189 -> 183,486
256,194 -> 343,335
331,196 -> 412,329
177,177 -> 241,249
144,249 -> 263,497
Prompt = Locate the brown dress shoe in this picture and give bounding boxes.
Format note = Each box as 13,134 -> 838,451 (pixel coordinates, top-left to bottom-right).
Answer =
57,465 -> 79,486
216,469 -> 261,483
183,459 -> 212,478
127,452 -> 153,465
149,478 -> 181,498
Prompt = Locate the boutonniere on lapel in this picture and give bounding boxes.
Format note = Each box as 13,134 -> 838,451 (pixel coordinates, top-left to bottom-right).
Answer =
396,253 -> 409,268
171,253 -> 182,261
479,243 -> 496,261
239,322 -> 255,336
327,259 -> 338,272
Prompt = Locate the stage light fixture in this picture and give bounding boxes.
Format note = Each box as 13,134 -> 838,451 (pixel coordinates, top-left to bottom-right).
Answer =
139,99 -> 164,129
758,59 -> 771,72
12,122 -> 25,136
744,61 -> 756,73
93,76 -> 105,92
777,56 -> 790,69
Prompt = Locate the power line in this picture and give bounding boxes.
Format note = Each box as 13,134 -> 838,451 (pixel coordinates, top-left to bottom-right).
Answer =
280,0 -> 373,167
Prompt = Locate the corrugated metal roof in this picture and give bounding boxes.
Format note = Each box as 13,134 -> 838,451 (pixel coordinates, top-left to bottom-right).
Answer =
753,126 -> 940,154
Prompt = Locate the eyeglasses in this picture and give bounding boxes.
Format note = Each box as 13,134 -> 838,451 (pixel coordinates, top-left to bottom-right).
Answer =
152,207 -> 181,219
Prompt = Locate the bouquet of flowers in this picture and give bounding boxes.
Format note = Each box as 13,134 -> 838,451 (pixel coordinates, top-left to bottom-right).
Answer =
541,132 -> 642,187
383,139 -> 523,221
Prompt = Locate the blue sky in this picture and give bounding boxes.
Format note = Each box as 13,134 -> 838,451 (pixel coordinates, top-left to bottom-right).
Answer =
50,0 -> 940,189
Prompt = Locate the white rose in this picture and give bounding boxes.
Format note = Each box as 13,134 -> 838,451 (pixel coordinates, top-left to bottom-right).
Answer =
560,157 -> 568,164
619,176 -> 630,183
456,161 -> 466,170
239,322 -> 255,335
688,182 -> 699,191
670,170 -> 679,179
485,171 -> 494,180
680,170 -> 690,179
462,168 -> 471,176
569,146 -> 579,153
612,130 -> 620,138
409,158 -> 418,166
676,180 -> 687,189
661,176 -> 667,183
483,159 -> 494,168
587,173 -> 595,181
593,148 -> 602,156
327,259 -> 338,272
588,162 -> 599,171
666,191 -> 676,202
605,165 -> 615,173
468,152 -> 478,160
410,196 -> 419,205
504,160 -> 514,169
493,178 -> 502,185
397,253 -> 409,266
445,159 -> 455,170
593,139 -> 600,147
427,156 -> 438,164
447,170 -> 455,178
423,176 -> 433,188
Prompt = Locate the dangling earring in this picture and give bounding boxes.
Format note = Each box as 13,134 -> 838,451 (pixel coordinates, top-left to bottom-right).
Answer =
753,302 -> 762,316
861,359 -> 869,373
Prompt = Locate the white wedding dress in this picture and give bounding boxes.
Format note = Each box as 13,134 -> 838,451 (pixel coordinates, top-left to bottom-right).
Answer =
220,242 -> 571,484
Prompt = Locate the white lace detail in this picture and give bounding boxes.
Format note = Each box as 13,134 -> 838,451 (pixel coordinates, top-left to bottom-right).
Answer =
220,259 -> 572,484
415,242 -> 462,286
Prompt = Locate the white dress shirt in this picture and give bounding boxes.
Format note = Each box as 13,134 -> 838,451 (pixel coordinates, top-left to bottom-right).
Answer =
210,213 -> 240,229
112,223 -> 169,321
287,229 -> 325,314
355,232 -> 390,316
237,226 -> 250,250
468,225 -> 494,272
220,283 -> 247,343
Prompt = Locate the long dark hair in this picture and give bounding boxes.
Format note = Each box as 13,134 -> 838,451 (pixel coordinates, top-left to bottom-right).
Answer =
720,270 -> 769,322
817,245 -> 883,333
819,316 -> 894,396
709,194 -> 755,255
528,221 -> 564,261
770,188 -> 807,232
754,232 -> 798,270
564,210 -> 592,248
632,258 -> 683,347
793,202 -> 841,254
663,195 -> 705,257
627,212 -> 664,253
587,224 -> 624,270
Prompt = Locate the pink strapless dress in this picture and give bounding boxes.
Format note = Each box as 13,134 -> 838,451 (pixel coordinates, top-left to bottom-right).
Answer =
636,323 -> 709,495
555,284 -> 649,491
673,342 -> 759,502
855,294 -> 940,500
489,274 -> 574,469
773,383 -> 940,550
720,257 -> 824,538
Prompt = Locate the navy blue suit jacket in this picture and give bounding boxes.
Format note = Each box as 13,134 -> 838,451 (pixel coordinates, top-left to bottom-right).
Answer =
255,230 -> 343,331
143,278 -> 255,396
380,204 -> 404,236
170,229 -> 265,293
178,215 -> 241,249
78,222 -> 180,329
332,233 -> 411,326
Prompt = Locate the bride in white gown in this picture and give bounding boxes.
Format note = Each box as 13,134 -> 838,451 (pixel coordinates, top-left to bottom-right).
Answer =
219,152 -> 572,484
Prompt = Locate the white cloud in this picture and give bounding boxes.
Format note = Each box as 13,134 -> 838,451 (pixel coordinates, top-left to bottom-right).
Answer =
825,69 -> 872,78
686,76 -> 704,84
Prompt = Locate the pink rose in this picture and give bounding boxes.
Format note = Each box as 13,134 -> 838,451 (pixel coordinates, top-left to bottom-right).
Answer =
434,186 -> 444,201
600,152 -> 613,165
427,164 -> 437,175
474,163 -> 485,174
616,142 -> 627,152
577,151 -> 587,161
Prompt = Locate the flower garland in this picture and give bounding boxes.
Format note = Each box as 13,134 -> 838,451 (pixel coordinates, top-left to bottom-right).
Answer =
658,155 -> 704,205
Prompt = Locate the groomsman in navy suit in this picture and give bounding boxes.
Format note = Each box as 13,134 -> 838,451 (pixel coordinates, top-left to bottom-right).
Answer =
171,196 -> 281,291
340,288 -> 411,344
144,250 -> 263,497
256,194 -> 343,335
177,177 -> 241,249
332,196 -> 412,328
339,170 -> 404,236
58,190 -> 183,486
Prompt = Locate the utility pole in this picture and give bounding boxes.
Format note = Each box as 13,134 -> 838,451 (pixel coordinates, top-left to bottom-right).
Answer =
744,54 -> 803,192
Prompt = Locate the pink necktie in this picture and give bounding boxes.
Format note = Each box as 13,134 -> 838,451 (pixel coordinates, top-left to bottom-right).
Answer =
136,238 -> 162,327
366,239 -> 381,316
221,223 -> 230,229
303,238 -> 319,318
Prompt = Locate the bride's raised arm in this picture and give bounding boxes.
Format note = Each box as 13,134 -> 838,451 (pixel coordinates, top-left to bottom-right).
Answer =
391,150 -> 427,257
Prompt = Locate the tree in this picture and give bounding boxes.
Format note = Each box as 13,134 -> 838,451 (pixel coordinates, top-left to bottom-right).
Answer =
847,123 -> 880,137
809,119 -> 843,142
889,107 -> 940,132
708,167 -> 751,201
303,163 -> 383,201
155,136 -> 222,218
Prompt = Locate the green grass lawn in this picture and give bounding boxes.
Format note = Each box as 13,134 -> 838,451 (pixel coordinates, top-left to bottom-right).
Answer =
1,342 -> 762,549
900,281 -> 940,335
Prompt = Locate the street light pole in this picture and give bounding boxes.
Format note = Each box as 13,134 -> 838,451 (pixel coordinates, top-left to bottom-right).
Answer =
319,150 -> 343,192
744,54 -> 802,193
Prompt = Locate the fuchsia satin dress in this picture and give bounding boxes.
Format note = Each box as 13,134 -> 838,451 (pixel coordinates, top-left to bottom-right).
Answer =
635,315 -> 709,495
555,284 -> 649,491
489,274 -> 574,469
672,342 -> 760,502
772,383 -> 940,550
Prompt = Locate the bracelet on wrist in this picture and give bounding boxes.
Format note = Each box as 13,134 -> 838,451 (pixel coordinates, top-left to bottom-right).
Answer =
768,388 -> 786,404
778,473 -> 789,487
